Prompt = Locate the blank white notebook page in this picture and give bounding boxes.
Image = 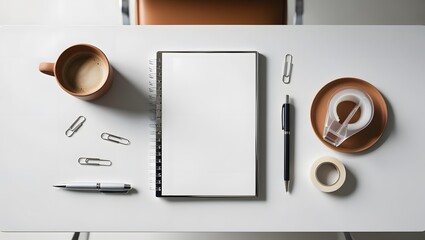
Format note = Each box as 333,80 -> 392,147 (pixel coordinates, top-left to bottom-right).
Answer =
160,52 -> 257,196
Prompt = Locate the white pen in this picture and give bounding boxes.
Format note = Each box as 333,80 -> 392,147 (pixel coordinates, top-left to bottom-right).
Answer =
53,182 -> 132,193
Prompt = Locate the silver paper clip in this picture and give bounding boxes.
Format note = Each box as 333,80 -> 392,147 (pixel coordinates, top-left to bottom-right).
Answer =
282,54 -> 293,84
101,132 -> 131,145
65,116 -> 86,137
78,157 -> 112,166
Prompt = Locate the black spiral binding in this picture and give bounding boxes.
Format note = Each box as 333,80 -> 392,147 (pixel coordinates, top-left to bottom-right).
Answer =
154,54 -> 163,197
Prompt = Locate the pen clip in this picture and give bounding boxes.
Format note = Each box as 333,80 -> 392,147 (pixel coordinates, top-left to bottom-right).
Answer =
281,104 -> 286,130
282,95 -> 290,131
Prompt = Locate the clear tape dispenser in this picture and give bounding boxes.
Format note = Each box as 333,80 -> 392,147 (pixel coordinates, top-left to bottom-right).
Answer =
323,88 -> 374,147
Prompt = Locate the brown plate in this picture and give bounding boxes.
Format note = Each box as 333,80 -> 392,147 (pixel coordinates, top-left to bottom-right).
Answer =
311,77 -> 388,153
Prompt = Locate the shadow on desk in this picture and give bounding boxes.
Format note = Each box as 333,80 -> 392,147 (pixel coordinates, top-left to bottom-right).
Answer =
332,166 -> 357,197
89,67 -> 152,115
330,94 -> 394,197
355,94 -> 395,155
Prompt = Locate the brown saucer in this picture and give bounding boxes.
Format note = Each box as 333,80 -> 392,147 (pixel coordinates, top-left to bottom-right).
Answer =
311,77 -> 388,153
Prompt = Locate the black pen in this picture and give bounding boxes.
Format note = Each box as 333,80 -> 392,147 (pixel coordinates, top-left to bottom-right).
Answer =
282,95 -> 291,192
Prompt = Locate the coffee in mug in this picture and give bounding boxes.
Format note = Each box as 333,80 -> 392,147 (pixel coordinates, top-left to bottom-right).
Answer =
39,44 -> 113,100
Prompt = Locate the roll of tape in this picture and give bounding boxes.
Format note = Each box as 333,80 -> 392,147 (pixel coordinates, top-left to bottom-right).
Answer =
323,88 -> 375,147
310,156 -> 346,192
328,88 -> 374,131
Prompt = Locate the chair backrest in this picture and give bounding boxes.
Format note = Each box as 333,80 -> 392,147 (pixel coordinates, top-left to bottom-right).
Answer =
136,0 -> 287,25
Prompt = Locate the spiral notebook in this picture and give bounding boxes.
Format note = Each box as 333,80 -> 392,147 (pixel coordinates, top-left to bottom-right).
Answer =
155,51 -> 258,197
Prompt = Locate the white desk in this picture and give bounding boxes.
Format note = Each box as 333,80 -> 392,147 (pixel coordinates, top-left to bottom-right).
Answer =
0,26 -> 424,232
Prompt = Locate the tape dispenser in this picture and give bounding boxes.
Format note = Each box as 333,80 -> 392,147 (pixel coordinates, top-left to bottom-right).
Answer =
323,88 -> 374,147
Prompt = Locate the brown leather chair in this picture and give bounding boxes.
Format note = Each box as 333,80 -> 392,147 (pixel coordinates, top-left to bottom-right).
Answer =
136,0 -> 287,25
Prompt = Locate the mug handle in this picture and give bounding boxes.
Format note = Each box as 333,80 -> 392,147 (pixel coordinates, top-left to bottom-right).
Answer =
39,62 -> 55,76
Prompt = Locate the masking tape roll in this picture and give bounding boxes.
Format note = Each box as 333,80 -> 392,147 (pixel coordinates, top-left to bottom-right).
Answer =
310,156 -> 346,192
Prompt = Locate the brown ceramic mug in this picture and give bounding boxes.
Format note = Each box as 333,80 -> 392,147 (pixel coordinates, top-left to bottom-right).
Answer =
39,44 -> 113,100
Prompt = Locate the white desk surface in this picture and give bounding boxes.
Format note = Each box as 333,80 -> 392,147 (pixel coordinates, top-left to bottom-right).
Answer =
0,26 -> 424,232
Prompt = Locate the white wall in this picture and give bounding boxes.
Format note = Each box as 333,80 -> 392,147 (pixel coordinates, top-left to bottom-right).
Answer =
0,0 -> 122,25
300,0 -> 425,25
